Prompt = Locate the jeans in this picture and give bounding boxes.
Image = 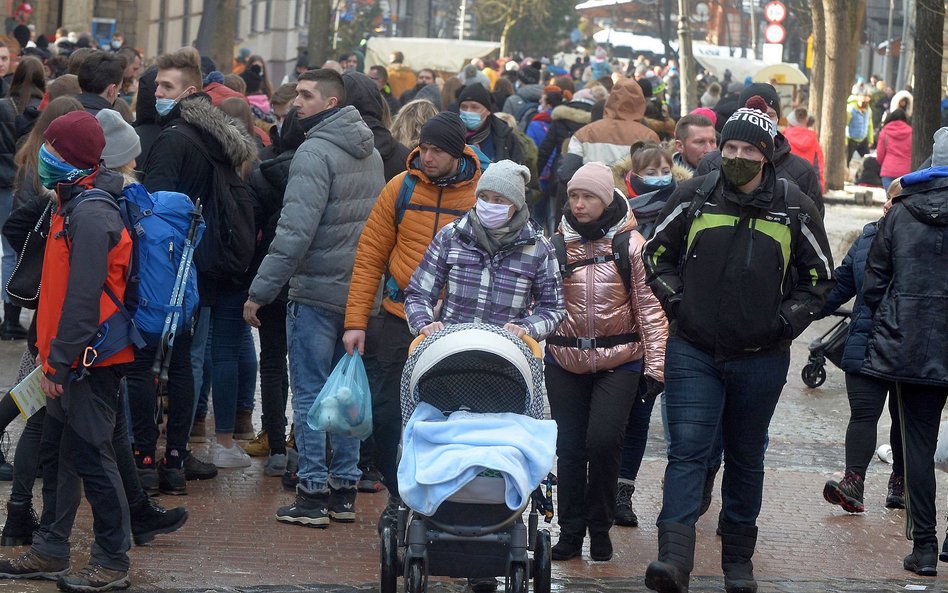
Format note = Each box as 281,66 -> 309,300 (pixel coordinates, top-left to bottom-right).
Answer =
33,366 -> 131,570
236,326 -> 257,414
895,383 -> 946,549
546,364 -> 638,537
286,301 -> 361,491
619,381 -> 658,481
374,312 -> 414,495
210,289 -> 258,434
844,372 -> 903,479
258,300 -> 289,449
881,176 -> 895,191
658,337 -> 789,528
190,306 -> 211,423
0,187 -> 14,304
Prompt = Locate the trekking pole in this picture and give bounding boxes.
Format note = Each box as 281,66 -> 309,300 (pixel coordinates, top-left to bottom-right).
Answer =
151,201 -> 203,383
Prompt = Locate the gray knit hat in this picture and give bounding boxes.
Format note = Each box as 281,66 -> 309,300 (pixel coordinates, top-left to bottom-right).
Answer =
476,159 -> 531,211
96,109 -> 141,168
933,127 -> 948,167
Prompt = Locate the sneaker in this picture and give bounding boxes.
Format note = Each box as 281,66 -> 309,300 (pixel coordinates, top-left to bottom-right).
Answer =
56,563 -> 129,592
134,451 -> 159,497
234,410 -> 255,440
189,416 -> 207,443
329,486 -> 357,522
0,548 -> 68,579
158,464 -> 187,496
377,495 -> 402,534
357,466 -> 385,493
823,470 -> 865,513
886,473 -> 905,509
1,501 -> 40,546
614,481 -> 638,527
242,431 -> 270,457
264,453 -> 288,477
282,448 -> 299,490
130,497 -> 188,545
182,451 -> 218,481
211,443 -> 252,468
276,486 -> 329,527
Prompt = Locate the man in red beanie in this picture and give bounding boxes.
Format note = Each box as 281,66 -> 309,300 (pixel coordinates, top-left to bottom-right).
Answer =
0,111 -> 135,592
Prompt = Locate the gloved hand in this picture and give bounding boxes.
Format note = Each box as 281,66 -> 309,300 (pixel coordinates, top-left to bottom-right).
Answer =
644,375 -> 665,400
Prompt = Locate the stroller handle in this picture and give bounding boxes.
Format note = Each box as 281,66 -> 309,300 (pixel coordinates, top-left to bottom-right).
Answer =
408,329 -> 544,359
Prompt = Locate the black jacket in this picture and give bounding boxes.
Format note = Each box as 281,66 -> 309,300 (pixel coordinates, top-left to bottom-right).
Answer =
863,175 -> 948,386
0,98 -> 16,188
77,93 -> 114,116
643,167 -> 834,360
342,71 -> 410,181
537,102 -> 592,180
133,67 -> 162,167
697,132 -> 825,216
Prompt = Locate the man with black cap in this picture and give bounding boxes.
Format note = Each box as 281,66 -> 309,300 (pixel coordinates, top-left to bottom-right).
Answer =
697,83 -> 824,216
642,97 -> 833,593
457,82 -> 534,173
343,111 -> 484,533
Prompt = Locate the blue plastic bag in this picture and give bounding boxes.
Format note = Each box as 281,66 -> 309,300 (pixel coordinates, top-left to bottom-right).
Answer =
307,352 -> 373,440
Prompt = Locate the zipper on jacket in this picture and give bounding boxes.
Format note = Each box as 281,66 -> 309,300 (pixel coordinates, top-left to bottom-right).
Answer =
746,216 -> 756,269
432,187 -> 444,236
584,241 -> 597,373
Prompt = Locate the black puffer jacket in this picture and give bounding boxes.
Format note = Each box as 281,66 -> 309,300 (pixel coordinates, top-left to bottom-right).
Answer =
537,102 -> 592,178
342,71 -> 410,181
863,175 -> 948,386
0,98 -> 16,188
133,67 -> 162,166
697,132 -> 825,217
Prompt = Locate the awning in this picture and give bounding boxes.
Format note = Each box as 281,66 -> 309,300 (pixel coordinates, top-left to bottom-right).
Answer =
575,0 -> 636,10
752,63 -> 808,85
592,28 -> 674,55
364,37 -> 500,74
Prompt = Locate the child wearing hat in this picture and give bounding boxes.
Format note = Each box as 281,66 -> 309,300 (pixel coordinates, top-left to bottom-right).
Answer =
403,159 -> 564,341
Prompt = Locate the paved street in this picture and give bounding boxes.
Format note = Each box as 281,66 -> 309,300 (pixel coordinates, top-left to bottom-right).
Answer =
3,201 -> 948,592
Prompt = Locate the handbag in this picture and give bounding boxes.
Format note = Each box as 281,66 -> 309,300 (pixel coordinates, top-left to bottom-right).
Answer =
5,200 -> 53,309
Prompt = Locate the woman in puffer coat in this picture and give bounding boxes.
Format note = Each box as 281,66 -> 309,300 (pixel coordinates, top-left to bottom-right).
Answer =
546,162 -> 667,563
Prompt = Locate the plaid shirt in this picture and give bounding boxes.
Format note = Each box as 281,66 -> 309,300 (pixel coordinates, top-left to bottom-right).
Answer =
404,215 -> 565,340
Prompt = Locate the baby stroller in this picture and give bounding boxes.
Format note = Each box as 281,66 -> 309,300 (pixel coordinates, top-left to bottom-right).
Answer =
380,323 -> 554,593
801,309 -> 851,388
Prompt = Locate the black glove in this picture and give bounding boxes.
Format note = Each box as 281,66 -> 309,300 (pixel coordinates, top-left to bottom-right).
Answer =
666,294 -> 682,321
779,314 -> 794,340
644,375 -> 665,399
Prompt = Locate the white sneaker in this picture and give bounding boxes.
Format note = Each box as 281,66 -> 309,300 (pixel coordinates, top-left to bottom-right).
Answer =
212,443 -> 252,468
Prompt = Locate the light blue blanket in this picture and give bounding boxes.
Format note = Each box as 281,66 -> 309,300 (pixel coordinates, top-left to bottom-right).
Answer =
398,402 -> 557,516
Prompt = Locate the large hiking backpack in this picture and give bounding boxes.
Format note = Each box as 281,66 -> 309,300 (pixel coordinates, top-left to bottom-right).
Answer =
67,184 -> 205,352
169,124 -> 257,280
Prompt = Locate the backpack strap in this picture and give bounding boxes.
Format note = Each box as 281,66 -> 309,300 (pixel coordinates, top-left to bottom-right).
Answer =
611,230 -> 632,293
686,169 -> 720,220
551,233 -> 567,276
394,173 -> 417,227
552,231 -> 631,293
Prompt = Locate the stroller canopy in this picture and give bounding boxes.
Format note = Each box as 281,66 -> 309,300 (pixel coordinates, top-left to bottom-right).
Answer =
400,323 -> 547,423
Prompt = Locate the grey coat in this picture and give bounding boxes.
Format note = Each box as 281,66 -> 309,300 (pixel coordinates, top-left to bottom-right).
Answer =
249,106 -> 385,312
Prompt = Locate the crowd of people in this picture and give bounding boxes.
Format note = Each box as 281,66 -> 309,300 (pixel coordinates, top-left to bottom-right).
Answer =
0,22 -> 939,593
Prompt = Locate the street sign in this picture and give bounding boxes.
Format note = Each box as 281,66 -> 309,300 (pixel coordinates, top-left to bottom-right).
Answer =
764,1 -> 787,23
764,23 -> 786,44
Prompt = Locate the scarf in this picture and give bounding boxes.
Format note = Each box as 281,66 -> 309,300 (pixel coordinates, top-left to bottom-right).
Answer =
465,116 -> 492,146
299,107 -> 341,133
469,206 -> 530,256
563,193 -> 628,241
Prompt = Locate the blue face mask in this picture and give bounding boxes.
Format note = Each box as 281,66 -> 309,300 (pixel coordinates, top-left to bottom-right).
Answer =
640,174 -> 673,187
459,110 -> 483,131
155,97 -> 177,117
38,145 -> 91,189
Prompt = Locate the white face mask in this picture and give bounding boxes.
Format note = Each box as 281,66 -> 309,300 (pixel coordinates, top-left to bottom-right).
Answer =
475,198 -> 512,229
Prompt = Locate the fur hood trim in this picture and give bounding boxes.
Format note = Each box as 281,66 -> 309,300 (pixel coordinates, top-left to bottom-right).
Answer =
610,156 -> 693,190
551,104 -> 592,124
179,98 -> 258,167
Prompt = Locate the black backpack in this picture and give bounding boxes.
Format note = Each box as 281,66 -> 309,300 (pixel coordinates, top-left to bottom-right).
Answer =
169,124 -> 257,280
551,230 -> 633,292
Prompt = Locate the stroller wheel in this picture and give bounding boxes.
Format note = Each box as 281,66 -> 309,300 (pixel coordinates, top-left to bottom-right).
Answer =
379,526 -> 398,593
801,362 -> 827,388
532,529 -> 552,593
506,562 -> 527,593
406,558 -> 426,593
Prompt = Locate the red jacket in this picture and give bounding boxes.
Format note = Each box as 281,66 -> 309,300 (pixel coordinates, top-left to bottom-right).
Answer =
782,126 -> 825,191
876,120 -> 913,179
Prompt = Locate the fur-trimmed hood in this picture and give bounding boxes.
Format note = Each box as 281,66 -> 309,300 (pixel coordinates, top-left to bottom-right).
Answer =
610,157 -> 692,192
178,96 -> 258,168
551,103 -> 592,125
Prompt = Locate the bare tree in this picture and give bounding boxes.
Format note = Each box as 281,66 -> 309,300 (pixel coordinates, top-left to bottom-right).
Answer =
911,0 -> 945,169
308,0 -> 333,67
819,0 -> 864,191
476,0 -> 550,57
807,0 -> 825,135
195,0 -> 237,74
677,0 -> 697,116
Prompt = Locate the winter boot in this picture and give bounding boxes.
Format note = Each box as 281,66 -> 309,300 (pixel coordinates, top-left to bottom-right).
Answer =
904,544 -> 938,576
1,501 -> 39,546
130,497 -> 189,545
720,521 -> 758,593
886,472 -> 905,509
823,470 -> 864,513
0,304 -> 27,341
645,522 -> 695,593
614,480 -> 638,527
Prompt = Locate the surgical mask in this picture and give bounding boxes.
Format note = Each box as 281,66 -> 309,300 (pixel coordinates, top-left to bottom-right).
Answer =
111,40 -> 122,50
459,110 -> 483,131
475,199 -> 512,229
38,145 -> 92,189
639,174 -> 673,187
155,97 -> 177,117
721,157 -> 763,187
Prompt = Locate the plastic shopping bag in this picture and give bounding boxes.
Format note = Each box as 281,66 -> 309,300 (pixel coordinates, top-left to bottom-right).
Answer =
306,352 -> 373,440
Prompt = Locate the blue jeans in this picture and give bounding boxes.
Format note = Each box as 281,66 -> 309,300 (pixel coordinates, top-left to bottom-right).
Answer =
210,289 -> 257,434
286,301 -> 361,491
190,306 -> 211,423
236,325 -> 256,413
0,187 -> 14,303
658,336 -> 789,527
882,176 -> 895,191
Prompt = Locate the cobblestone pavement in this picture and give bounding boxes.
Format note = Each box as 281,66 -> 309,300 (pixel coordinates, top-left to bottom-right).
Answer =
4,203 -> 948,592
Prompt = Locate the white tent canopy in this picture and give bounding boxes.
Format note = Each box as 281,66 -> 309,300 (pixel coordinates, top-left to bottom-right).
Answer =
592,28 -> 674,55
365,37 -> 500,74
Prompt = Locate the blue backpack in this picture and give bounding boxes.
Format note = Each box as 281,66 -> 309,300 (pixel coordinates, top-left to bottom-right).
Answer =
68,183 -> 205,354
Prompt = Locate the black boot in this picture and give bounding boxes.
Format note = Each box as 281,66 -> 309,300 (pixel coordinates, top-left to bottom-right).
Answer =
720,521 -> 758,593
905,544 -> 938,576
0,501 -> 39,546
130,497 -> 189,545
645,522 -> 695,593
0,304 -> 27,341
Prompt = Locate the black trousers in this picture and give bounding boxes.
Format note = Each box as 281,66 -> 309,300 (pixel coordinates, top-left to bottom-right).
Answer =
374,312 -> 413,495
545,363 -> 638,538
257,300 -> 289,450
844,372 -> 903,479
359,313 -> 387,470
898,383 -> 948,549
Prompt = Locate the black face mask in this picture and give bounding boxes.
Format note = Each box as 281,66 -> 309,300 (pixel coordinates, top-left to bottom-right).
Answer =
721,156 -> 763,187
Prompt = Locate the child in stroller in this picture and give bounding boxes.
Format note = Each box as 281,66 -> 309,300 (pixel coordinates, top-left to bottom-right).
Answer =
380,323 -> 556,593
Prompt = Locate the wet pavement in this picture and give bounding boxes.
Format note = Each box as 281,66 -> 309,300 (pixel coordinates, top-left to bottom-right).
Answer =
4,202 -> 948,592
